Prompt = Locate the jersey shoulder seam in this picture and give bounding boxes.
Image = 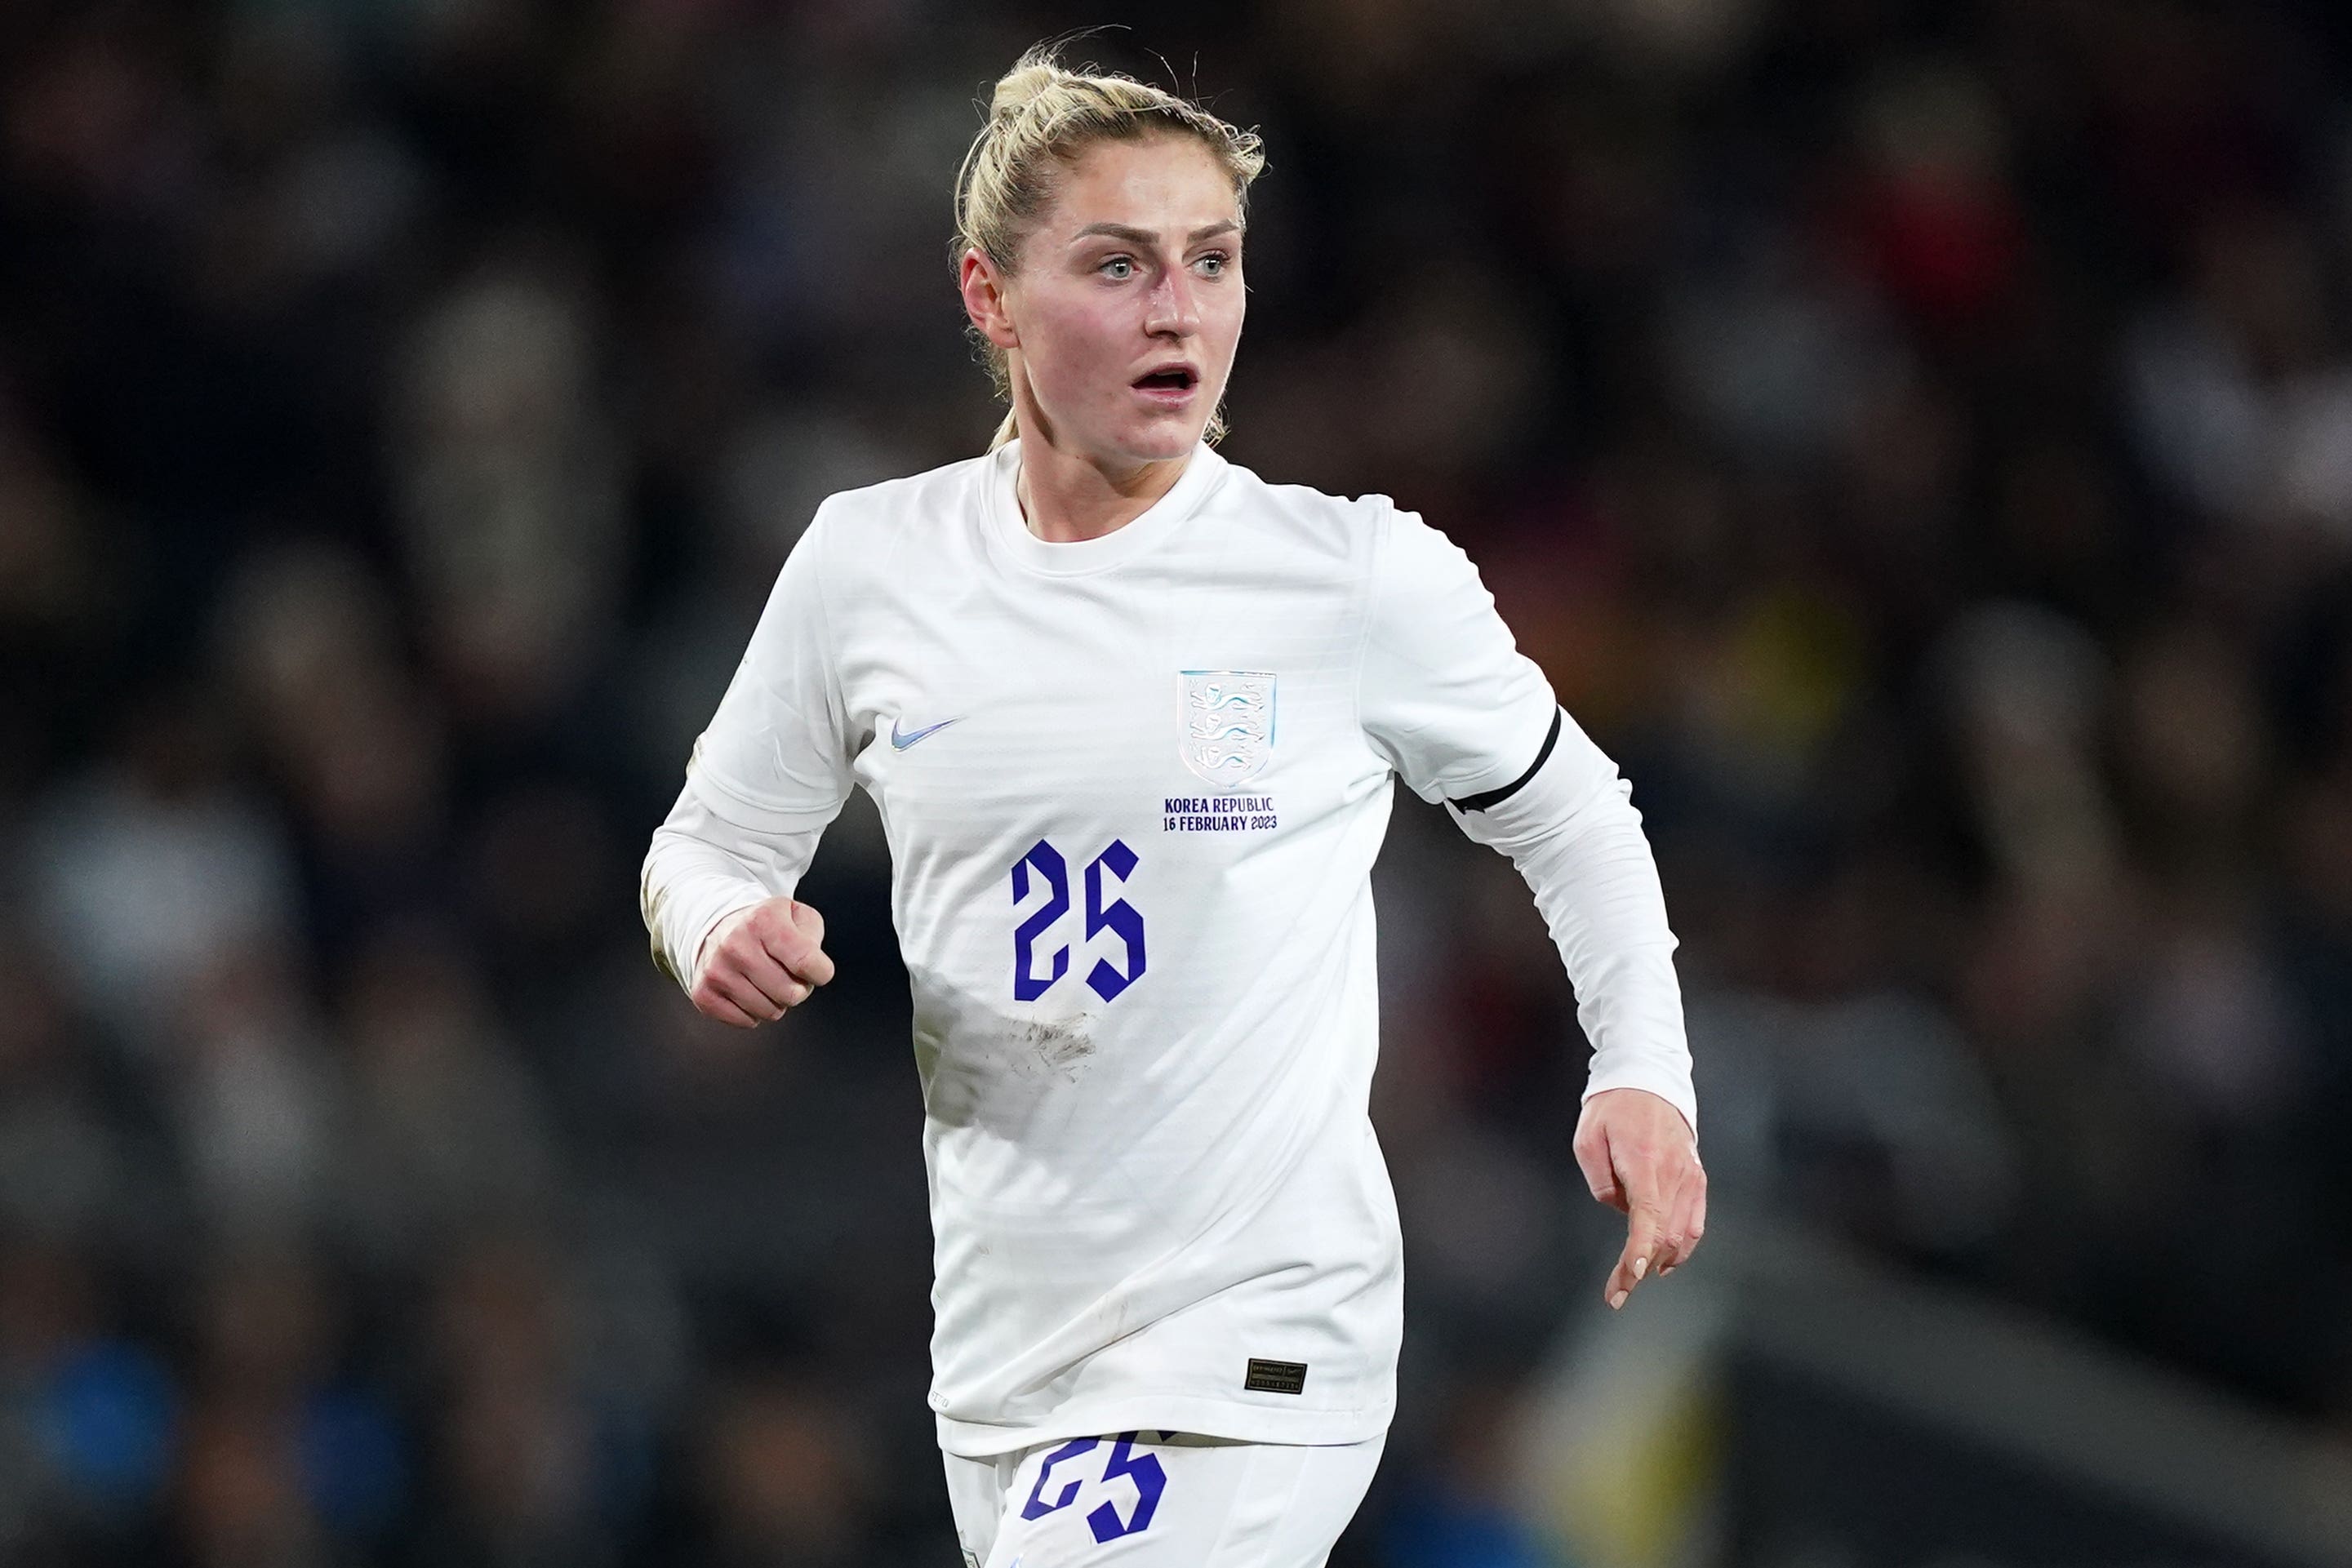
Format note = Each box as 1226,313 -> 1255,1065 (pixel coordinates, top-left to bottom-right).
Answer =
792,496 -> 856,773
1348,493 -> 1398,762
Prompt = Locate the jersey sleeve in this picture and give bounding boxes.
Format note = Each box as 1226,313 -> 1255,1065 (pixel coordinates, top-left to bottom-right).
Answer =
1361,500 -> 1696,1135
639,797 -> 823,990
683,503 -> 856,833
1358,500 -> 1566,804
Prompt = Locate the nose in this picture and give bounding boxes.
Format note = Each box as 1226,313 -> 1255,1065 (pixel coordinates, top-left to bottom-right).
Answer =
1144,265 -> 1200,339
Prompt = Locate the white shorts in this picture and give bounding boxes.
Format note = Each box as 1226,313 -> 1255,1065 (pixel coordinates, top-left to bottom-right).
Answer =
942,1429 -> 1386,1567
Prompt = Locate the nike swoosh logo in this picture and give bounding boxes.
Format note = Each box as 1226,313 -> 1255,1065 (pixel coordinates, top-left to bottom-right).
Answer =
889,716 -> 963,750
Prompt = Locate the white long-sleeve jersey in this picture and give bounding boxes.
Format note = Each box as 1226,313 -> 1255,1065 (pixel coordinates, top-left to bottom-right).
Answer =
639,438 -> 1694,1458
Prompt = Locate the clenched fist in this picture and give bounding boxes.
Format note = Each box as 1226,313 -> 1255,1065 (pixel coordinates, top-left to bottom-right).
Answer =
690,897 -> 835,1028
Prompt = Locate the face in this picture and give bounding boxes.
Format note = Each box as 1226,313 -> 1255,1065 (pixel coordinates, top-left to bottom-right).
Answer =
962,134 -> 1246,467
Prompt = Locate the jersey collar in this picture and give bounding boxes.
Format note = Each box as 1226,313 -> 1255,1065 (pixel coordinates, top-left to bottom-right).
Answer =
981,437 -> 1227,577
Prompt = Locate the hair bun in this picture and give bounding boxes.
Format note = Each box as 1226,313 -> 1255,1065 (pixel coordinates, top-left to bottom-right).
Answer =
989,60 -> 1062,119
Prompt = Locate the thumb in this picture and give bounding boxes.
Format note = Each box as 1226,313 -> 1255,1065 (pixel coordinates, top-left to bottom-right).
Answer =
768,900 -> 835,986
1574,1126 -> 1627,1214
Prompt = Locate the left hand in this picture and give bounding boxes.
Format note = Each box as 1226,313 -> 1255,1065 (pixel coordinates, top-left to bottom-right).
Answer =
1573,1087 -> 1705,1311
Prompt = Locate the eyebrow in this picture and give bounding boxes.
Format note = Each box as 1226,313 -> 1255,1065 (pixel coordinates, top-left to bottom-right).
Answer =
1069,220 -> 1242,247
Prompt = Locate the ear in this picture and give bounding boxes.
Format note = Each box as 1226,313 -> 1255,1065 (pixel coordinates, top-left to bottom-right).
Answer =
959,248 -> 1020,350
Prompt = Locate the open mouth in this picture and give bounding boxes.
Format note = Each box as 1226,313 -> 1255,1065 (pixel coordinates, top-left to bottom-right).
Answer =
1134,367 -> 1198,393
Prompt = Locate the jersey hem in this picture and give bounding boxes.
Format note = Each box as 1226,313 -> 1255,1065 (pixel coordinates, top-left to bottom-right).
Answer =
934,1393 -> 1395,1459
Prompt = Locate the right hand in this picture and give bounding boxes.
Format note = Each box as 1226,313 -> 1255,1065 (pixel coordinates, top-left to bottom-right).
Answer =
690,897 -> 835,1028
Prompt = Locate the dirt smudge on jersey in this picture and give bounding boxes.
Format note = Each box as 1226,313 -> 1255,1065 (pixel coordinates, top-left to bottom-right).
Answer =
917,1006 -> 1102,1145
1022,1016 -> 1095,1082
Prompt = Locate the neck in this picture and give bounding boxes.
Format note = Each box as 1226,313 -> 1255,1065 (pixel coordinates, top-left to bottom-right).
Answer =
1009,407 -> 1192,544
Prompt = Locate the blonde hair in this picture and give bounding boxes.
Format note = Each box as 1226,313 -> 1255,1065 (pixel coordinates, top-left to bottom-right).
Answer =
954,42 -> 1266,451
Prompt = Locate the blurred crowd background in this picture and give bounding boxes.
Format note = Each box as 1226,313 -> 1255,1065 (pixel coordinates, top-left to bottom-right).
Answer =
4,0 -> 2352,1564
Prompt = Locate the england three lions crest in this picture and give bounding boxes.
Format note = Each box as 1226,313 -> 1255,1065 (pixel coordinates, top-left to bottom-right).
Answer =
1180,670 -> 1276,788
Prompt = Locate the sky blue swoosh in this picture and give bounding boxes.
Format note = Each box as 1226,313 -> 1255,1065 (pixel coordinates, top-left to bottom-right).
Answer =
889,716 -> 963,750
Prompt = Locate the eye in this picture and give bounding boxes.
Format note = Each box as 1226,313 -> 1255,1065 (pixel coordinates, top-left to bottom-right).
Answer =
1099,255 -> 1136,281
1195,251 -> 1233,277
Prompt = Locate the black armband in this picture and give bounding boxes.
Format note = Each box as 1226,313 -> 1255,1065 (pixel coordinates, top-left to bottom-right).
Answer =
1447,708 -> 1563,814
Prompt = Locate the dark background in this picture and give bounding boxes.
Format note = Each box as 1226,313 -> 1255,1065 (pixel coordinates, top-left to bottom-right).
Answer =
4,1 -> 2352,1563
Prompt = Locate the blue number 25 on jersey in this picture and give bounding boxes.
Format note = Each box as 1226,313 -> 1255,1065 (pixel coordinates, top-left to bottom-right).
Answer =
1011,838 -> 1145,1002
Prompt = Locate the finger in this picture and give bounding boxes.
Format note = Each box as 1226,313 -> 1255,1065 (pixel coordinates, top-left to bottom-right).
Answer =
691,986 -> 762,1030
1656,1166 -> 1712,1278
789,901 -> 826,947
1664,1174 -> 1707,1276
1655,1216 -> 1692,1276
1641,1163 -> 1694,1275
709,965 -> 785,1023
1608,1204 -> 1666,1309
735,944 -> 814,1011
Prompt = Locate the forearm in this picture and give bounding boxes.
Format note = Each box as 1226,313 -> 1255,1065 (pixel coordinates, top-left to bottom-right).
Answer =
1449,716 -> 1696,1135
639,785 -> 822,990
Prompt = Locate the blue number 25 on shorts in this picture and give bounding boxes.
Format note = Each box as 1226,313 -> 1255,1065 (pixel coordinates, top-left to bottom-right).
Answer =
1020,1433 -> 1167,1542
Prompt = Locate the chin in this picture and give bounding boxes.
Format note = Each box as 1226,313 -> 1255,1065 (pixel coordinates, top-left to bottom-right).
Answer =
1120,420 -> 1208,461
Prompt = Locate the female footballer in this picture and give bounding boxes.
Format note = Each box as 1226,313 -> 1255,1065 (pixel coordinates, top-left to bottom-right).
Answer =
639,43 -> 1704,1566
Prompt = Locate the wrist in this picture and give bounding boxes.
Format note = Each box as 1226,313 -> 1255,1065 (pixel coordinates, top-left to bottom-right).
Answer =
1581,1082 -> 1699,1144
